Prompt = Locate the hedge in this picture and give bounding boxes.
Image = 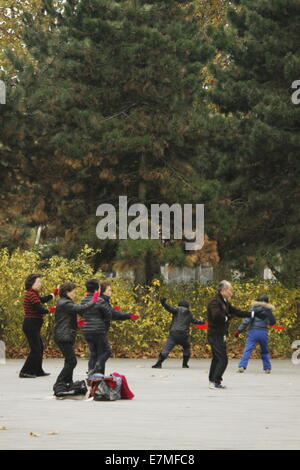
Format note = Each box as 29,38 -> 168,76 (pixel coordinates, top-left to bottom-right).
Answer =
0,248 -> 299,359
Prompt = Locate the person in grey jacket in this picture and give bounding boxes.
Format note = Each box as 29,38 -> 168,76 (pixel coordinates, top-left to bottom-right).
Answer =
235,294 -> 276,373
152,298 -> 205,369
54,282 -> 98,388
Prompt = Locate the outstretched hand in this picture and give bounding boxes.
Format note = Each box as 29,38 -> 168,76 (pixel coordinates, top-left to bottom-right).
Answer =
130,313 -> 139,321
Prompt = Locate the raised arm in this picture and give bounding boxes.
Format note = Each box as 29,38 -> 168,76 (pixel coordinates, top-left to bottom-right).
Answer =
229,304 -> 252,319
64,296 -> 97,315
111,310 -> 131,321
160,298 -> 178,315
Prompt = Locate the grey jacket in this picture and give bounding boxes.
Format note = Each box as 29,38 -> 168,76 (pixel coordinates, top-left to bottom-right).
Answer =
238,301 -> 276,332
161,299 -> 205,334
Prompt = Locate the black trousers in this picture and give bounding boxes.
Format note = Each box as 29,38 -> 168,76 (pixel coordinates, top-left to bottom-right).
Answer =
97,335 -> 112,375
208,334 -> 228,385
161,331 -> 191,359
20,318 -> 45,376
55,341 -> 77,385
84,332 -> 107,373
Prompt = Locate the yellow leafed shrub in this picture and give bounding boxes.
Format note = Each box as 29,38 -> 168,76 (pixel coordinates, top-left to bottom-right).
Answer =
0,248 -> 298,359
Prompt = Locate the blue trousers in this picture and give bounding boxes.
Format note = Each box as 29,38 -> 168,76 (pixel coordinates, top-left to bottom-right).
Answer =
239,329 -> 271,370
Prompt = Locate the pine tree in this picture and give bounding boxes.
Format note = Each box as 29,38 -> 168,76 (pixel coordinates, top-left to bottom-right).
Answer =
206,0 -> 300,286
4,0 -> 214,281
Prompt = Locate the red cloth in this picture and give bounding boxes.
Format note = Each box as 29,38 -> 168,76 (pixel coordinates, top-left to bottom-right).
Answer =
193,322 -> 208,330
112,372 -> 135,399
77,318 -> 86,328
269,325 -> 285,331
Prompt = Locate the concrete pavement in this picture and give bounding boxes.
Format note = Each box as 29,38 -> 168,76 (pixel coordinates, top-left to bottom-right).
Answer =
0,358 -> 299,450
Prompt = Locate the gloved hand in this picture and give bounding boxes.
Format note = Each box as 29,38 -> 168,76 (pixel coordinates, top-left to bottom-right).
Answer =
92,291 -> 99,303
114,306 -> 121,311
77,318 -> 86,328
53,287 -> 60,297
130,313 -> 139,321
234,330 -> 241,338
49,307 -> 56,313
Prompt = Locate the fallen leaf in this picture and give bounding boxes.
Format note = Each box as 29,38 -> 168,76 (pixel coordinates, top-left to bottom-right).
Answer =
0,426 -> 8,430
30,432 -> 41,437
47,431 -> 60,435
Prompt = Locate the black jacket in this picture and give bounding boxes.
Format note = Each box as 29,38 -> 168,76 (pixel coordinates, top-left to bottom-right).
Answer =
80,293 -> 112,336
207,292 -> 253,337
99,294 -> 131,333
54,296 -> 94,343
161,299 -> 205,334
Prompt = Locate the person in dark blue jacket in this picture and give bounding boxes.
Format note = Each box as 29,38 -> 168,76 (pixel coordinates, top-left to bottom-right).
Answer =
235,294 -> 276,373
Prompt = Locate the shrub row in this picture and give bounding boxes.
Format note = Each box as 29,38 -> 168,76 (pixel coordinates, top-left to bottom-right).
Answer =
0,248 -> 299,359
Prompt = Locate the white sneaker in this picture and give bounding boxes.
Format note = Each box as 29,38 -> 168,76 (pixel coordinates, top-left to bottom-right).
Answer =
209,382 -> 215,389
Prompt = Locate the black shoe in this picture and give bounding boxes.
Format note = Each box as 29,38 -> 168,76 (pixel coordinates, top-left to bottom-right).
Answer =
19,372 -> 37,378
182,364 -> 189,368
37,372 -> 51,377
152,363 -> 162,369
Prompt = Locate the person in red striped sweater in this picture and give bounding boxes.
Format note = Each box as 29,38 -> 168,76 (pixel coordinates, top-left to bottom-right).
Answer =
19,274 -> 59,378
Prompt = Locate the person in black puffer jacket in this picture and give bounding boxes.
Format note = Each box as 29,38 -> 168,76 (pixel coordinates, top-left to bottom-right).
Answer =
152,298 -> 205,369
80,279 -> 112,375
54,282 -> 98,388
97,281 -> 138,375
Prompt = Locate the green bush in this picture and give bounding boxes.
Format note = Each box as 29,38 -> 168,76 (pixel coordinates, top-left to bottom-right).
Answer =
0,248 -> 298,359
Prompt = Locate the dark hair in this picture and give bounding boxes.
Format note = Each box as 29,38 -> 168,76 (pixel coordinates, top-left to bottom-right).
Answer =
25,274 -> 42,290
59,282 -> 76,298
86,279 -> 99,293
100,281 -> 111,294
256,294 -> 269,303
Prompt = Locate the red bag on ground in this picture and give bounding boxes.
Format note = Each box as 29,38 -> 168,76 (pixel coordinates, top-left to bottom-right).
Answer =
112,372 -> 135,400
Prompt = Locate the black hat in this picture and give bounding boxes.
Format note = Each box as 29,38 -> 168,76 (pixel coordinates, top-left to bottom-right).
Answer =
178,300 -> 189,309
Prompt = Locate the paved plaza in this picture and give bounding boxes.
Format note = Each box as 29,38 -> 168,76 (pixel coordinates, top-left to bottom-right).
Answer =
0,358 -> 299,450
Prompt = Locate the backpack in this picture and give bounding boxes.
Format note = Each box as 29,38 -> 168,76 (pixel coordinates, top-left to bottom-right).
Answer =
88,374 -> 122,401
53,380 -> 88,398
